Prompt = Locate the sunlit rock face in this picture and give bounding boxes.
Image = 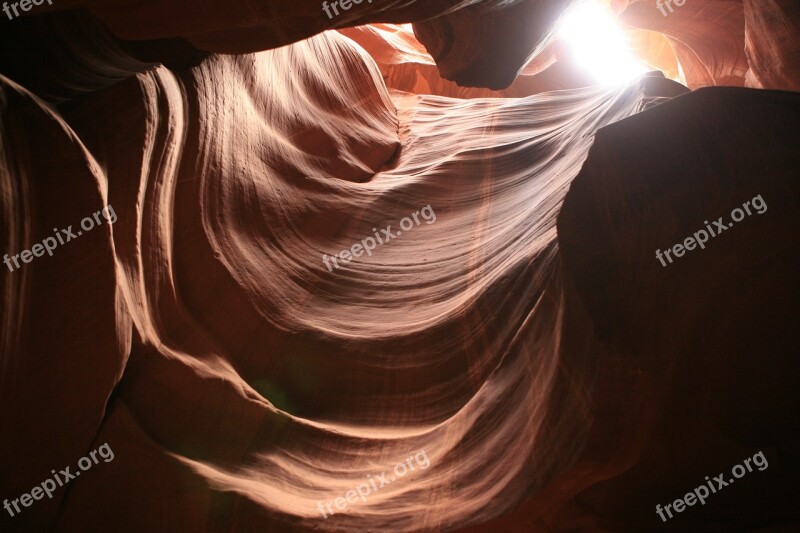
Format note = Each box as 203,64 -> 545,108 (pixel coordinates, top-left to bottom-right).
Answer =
338,24 -> 600,98
614,0 -> 749,88
615,0 -> 800,90
742,0 -> 800,90
1,1 -> 799,532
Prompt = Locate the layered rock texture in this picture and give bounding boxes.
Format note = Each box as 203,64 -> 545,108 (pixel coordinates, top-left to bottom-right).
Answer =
1,1 -> 798,532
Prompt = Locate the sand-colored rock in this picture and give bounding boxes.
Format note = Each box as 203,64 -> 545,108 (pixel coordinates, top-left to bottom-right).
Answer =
1,1 -> 799,532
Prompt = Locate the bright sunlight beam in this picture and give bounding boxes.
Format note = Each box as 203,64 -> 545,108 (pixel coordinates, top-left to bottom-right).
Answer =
556,1 -> 648,85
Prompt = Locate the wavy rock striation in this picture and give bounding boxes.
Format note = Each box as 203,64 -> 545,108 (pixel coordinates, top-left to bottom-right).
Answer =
1,1 -> 799,532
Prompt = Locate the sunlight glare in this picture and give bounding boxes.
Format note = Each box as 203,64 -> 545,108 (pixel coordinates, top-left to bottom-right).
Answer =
557,1 -> 647,85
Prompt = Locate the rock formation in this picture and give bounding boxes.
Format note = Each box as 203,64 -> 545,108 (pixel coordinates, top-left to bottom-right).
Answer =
1,1 -> 798,531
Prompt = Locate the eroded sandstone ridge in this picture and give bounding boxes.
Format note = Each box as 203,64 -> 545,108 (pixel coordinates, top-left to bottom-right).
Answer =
1,1 -> 798,531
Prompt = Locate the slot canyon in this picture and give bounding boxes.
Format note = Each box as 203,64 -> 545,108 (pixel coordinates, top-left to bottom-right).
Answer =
1,0 -> 798,531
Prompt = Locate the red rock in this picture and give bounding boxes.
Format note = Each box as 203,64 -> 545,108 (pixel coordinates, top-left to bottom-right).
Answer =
1,1 -> 798,531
